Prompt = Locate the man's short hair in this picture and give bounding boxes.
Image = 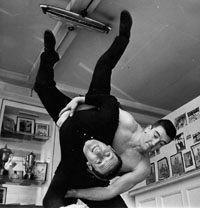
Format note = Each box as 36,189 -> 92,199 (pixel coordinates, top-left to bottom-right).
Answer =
89,153 -> 122,181
152,119 -> 176,143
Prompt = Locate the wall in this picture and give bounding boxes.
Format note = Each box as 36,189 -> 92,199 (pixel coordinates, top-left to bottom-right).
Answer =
127,96 -> 200,208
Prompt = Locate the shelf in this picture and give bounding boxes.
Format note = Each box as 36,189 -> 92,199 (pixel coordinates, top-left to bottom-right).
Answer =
1,130 -> 50,142
0,176 -> 45,186
129,168 -> 200,196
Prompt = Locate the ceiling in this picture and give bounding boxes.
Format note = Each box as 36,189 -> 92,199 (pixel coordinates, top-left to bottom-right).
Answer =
1,0 -> 200,120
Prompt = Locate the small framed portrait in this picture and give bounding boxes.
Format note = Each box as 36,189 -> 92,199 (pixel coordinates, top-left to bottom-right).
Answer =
187,107 -> 200,123
170,152 -> 185,176
16,117 -> 35,134
174,113 -> 187,130
193,131 -> 200,144
35,123 -> 49,137
2,116 -> 15,132
157,157 -> 170,181
33,162 -> 48,182
146,163 -> 156,185
183,151 -> 194,172
0,187 -> 7,204
175,132 -> 186,152
191,143 -> 200,168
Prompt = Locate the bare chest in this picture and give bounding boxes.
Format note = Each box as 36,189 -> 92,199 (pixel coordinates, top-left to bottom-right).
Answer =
112,109 -> 140,153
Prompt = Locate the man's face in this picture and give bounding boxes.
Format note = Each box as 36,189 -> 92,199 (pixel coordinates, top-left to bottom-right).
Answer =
83,140 -> 119,174
141,126 -> 170,152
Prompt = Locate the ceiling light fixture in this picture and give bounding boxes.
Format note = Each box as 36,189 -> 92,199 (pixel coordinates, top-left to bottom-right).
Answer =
40,4 -> 111,34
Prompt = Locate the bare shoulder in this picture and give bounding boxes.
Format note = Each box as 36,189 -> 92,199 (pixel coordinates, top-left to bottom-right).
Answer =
119,109 -> 140,131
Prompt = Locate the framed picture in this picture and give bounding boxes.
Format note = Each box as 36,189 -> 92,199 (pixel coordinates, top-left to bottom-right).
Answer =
174,113 -> 187,130
170,152 -> 185,176
146,163 -> 156,185
175,132 -> 186,152
191,142 -> 200,168
16,117 -> 35,134
2,116 -> 15,132
35,123 -> 49,137
183,151 -> 195,172
193,131 -> 200,144
0,187 -> 7,204
187,107 -> 200,123
157,157 -> 170,180
33,162 -> 48,182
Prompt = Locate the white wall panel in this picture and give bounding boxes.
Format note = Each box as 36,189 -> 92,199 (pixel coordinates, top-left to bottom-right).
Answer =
186,186 -> 200,208
161,191 -> 183,208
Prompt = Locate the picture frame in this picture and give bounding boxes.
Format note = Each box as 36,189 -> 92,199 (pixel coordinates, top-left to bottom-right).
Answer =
35,123 -> 49,137
157,157 -> 170,181
0,187 -> 7,204
174,113 -> 187,130
183,151 -> 194,172
16,117 -> 35,134
2,116 -> 15,132
175,132 -> 186,152
33,162 -> 48,182
192,131 -> 200,144
187,107 -> 200,123
146,163 -> 156,185
191,142 -> 200,168
170,152 -> 185,176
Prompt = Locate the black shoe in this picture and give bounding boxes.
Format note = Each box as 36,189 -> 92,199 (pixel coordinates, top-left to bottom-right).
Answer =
44,30 -> 56,52
119,10 -> 132,39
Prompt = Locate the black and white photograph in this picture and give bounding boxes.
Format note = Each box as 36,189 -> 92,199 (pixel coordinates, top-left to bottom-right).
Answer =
35,123 -> 49,137
192,131 -> 200,144
187,107 -> 200,123
146,163 -> 156,185
157,157 -> 170,181
2,116 -> 15,132
183,151 -> 194,170
191,143 -> 200,169
175,132 -> 186,152
174,113 -> 187,130
1,1 -> 200,207
16,117 -> 35,134
170,152 -> 185,176
33,162 -> 48,182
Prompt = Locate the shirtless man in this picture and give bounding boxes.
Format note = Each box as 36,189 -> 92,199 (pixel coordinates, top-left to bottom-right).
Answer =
34,9 -> 176,207
63,99 -> 176,201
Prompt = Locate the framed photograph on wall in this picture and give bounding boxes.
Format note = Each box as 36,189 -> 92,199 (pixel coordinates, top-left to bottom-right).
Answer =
146,163 -> 156,185
2,116 -> 15,132
192,131 -> 200,144
0,187 -> 7,204
16,117 -> 35,134
187,107 -> 200,123
174,113 -> 187,130
175,132 -> 186,152
170,152 -> 185,176
33,162 -> 48,182
183,151 -> 194,172
35,123 -> 49,137
191,143 -> 200,168
157,157 -> 170,181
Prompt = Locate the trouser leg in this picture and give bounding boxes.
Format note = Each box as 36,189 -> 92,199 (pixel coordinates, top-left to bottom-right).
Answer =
86,10 -> 132,96
86,35 -> 129,96
34,51 -> 71,122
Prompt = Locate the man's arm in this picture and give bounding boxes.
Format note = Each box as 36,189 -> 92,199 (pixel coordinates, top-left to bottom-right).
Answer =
65,161 -> 150,201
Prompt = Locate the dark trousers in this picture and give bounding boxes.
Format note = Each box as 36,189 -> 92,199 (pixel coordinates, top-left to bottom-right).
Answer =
34,35 -> 129,208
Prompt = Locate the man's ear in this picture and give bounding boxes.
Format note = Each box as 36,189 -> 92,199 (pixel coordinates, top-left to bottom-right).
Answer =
144,125 -> 152,133
86,161 -> 93,170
